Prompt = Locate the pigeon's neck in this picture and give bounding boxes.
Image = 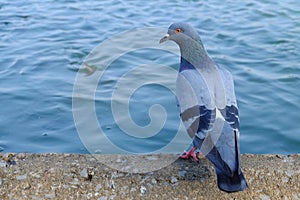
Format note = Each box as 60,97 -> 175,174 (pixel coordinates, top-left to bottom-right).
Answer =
179,40 -> 213,71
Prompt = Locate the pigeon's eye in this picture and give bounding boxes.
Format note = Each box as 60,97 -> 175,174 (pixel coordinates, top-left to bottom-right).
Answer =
175,28 -> 182,33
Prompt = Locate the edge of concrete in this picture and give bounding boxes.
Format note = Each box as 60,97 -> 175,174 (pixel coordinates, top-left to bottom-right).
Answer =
0,153 -> 299,199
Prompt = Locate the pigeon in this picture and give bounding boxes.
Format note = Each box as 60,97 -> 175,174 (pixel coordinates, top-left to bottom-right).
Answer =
160,22 -> 247,192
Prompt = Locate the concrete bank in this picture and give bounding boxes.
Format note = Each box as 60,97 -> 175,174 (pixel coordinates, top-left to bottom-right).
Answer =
0,153 -> 299,200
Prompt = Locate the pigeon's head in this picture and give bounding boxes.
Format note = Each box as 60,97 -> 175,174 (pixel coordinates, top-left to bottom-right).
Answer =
159,22 -> 201,45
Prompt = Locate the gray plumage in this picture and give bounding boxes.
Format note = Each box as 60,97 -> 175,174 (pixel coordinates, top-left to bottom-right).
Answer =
160,22 -> 247,192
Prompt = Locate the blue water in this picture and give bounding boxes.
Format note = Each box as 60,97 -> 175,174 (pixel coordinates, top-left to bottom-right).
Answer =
1,0 -> 300,154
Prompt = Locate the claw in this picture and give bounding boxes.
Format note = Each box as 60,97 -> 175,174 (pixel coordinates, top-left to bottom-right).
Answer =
180,147 -> 199,162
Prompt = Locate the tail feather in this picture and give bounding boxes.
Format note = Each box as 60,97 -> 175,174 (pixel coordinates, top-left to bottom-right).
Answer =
216,170 -> 247,193
206,146 -> 247,192
193,134 -> 247,193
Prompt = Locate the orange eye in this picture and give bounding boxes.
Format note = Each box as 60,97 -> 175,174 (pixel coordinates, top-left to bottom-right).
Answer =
175,28 -> 182,33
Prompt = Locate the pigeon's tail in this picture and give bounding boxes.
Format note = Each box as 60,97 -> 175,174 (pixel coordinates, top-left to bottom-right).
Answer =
209,150 -> 248,193
193,131 -> 248,193
216,169 -> 247,193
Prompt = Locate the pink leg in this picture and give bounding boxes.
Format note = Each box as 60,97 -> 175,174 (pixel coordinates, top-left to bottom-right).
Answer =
180,146 -> 199,162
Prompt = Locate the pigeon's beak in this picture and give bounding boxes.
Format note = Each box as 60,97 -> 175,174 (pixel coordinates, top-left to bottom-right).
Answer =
159,33 -> 170,43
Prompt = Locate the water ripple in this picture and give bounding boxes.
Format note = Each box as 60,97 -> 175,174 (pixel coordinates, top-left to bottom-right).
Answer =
0,0 -> 299,154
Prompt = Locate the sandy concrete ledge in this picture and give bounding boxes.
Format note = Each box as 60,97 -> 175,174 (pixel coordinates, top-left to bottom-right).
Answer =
0,153 -> 299,200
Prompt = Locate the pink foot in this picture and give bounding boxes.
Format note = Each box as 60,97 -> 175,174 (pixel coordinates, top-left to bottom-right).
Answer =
180,147 -> 199,162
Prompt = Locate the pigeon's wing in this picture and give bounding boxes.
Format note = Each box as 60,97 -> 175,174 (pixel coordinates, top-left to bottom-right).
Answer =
205,67 -> 246,192
213,66 -> 241,173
